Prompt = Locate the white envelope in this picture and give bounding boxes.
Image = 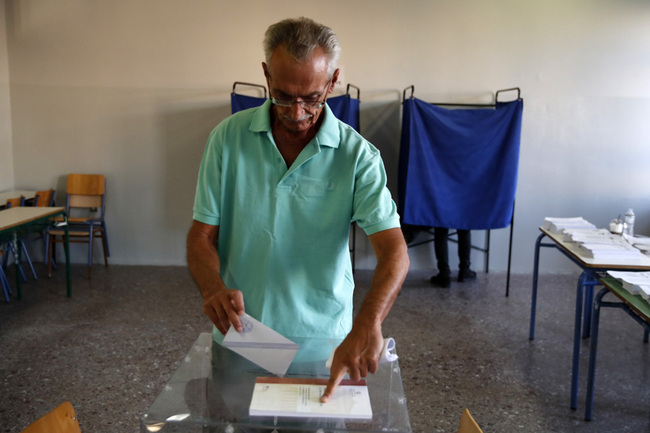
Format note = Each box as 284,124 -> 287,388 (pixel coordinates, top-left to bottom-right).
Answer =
222,313 -> 299,376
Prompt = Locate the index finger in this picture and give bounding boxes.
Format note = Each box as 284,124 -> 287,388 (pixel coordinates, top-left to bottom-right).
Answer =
320,365 -> 347,403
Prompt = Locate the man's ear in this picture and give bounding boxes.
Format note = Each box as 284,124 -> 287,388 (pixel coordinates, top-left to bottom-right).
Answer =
328,68 -> 340,94
262,62 -> 271,89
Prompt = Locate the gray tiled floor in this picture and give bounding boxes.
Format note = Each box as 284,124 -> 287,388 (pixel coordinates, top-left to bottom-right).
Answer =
1,264 -> 649,432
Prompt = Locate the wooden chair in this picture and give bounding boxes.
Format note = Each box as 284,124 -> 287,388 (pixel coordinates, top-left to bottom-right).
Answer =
46,174 -> 110,278
457,408 -> 483,433
5,195 -> 25,208
17,189 -> 57,271
21,401 -> 81,433
34,189 -> 56,207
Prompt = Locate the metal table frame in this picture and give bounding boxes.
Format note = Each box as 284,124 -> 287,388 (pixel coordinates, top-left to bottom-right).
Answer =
585,278 -> 650,421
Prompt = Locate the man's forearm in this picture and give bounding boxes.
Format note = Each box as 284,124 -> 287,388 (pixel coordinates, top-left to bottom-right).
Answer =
354,228 -> 410,329
186,222 -> 227,301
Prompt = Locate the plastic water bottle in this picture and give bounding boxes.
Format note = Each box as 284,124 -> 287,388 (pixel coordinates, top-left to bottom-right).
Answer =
624,208 -> 635,237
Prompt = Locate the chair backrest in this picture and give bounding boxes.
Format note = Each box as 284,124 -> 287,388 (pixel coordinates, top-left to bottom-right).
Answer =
66,174 -> 106,210
21,401 -> 82,433
34,189 -> 55,207
6,196 -> 25,209
457,408 -> 483,433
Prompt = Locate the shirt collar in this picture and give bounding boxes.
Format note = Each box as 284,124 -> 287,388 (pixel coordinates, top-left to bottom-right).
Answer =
249,99 -> 340,149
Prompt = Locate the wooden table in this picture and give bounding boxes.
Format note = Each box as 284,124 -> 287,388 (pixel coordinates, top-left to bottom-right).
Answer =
0,190 -> 38,209
0,207 -> 71,299
529,227 -> 650,410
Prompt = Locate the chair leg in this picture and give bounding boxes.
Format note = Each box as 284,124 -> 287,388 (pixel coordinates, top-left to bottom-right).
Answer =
47,234 -> 54,278
102,224 -> 110,257
8,242 -> 27,282
44,232 -> 57,271
88,229 -> 94,278
101,232 -> 109,267
19,240 -> 38,280
0,266 -> 12,302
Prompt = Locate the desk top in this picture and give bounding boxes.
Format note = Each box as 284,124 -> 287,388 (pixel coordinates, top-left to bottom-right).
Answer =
0,207 -> 65,232
540,227 -> 650,270
600,278 -> 650,321
0,190 -> 38,205
140,333 -> 412,433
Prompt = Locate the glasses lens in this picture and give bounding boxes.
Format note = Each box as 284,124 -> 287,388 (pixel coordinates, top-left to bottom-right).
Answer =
271,97 -> 323,109
271,97 -> 292,107
302,101 -> 323,109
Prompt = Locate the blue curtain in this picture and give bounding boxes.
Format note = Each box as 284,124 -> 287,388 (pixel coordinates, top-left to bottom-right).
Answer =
326,95 -> 360,132
398,98 -> 523,230
230,93 -> 360,132
230,94 -> 266,114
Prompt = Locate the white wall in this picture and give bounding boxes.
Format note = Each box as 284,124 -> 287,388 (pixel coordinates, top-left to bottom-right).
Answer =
0,2 -> 14,191
4,0 -> 650,272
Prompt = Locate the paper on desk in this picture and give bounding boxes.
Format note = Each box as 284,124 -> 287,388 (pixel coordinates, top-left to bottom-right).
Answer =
222,314 -> 299,376
325,337 -> 398,369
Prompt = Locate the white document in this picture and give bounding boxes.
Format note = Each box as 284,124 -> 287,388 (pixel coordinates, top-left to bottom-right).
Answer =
222,314 -> 299,377
325,337 -> 398,369
249,377 -> 372,419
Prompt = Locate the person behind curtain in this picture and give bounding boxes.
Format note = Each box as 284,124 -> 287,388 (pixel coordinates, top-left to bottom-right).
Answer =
430,228 -> 476,288
186,17 -> 409,403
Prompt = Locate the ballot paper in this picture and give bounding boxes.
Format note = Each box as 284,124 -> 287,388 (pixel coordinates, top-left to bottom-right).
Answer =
325,337 -> 398,369
222,314 -> 299,377
607,271 -> 650,299
249,377 -> 372,419
542,217 -> 596,234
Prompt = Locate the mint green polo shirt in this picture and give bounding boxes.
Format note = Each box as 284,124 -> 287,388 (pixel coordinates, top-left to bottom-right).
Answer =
193,100 -> 400,341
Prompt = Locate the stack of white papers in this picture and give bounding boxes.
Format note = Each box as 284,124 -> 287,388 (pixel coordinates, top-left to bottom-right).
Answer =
631,237 -> 650,255
543,217 -> 596,234
607,271 -> 650,300
578,242 -> 644,261
542,218 -> 646,262
562,228 -> 624,244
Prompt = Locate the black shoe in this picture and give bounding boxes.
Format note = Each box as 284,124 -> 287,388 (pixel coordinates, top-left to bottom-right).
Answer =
457,269 -> 477,282
430,273 -> 451,288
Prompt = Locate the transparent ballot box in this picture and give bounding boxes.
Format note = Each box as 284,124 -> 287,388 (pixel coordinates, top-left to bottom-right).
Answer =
140,333 -> 411,433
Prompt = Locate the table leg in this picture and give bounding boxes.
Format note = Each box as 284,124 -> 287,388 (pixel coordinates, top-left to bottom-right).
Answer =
582,273 -> 594,339
530,232 -> 546,340
580,274 -> 602,339
14,235 -> 22,300
64,217 -> 71,297
585,287 -> 607,421
570,271 -> 587,410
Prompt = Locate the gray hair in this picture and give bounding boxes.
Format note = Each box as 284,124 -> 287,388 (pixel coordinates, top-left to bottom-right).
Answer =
263,17 -> 341,77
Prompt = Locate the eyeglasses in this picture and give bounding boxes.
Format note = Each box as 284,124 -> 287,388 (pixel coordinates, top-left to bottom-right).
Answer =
270,79 -> 331,110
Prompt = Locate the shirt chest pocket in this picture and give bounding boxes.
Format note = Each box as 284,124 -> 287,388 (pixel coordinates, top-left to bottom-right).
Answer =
297,180 -> 338,197
285,180 -> 351,227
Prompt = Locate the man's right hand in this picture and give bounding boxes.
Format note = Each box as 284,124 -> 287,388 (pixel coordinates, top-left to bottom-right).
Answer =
202,289 -> 245,335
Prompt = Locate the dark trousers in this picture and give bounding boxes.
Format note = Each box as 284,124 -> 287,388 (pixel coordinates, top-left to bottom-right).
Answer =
434,227 -> 471,275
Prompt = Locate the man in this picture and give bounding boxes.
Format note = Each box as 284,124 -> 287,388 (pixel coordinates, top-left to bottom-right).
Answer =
187,17 -> 409,403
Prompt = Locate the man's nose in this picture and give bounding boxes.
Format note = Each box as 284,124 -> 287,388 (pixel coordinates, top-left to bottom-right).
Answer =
288,101 -> 307,118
